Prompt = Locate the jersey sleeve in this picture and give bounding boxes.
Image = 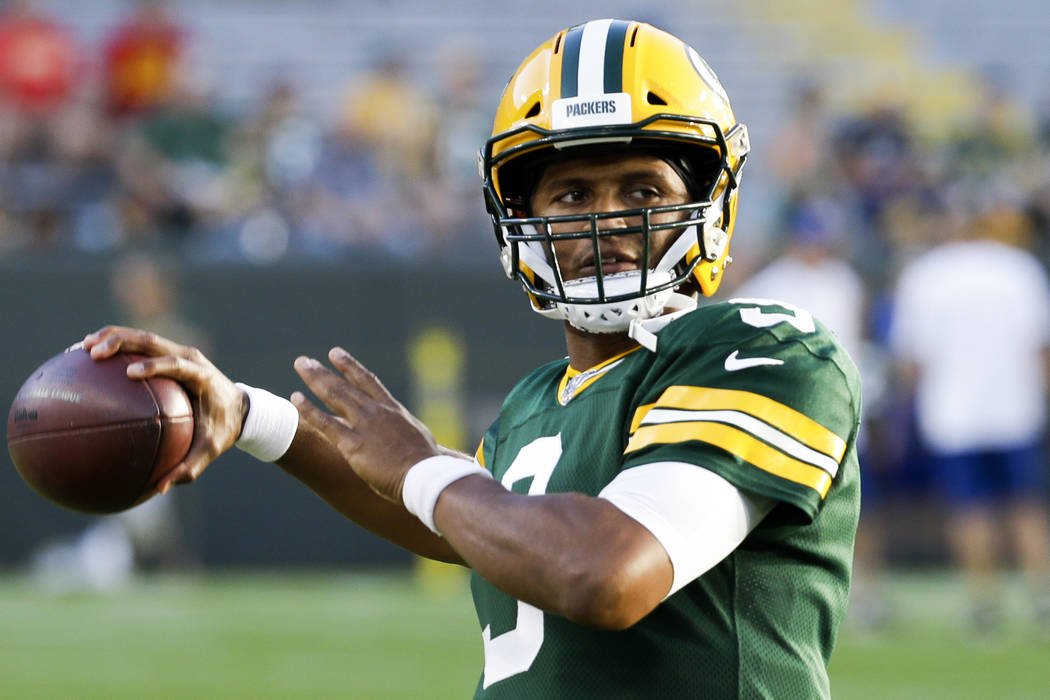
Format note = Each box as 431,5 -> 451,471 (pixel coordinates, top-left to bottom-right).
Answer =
622,299 -> 862,522
475,416 -> 501,471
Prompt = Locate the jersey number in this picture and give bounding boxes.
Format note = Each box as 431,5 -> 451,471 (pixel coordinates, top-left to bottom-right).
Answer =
731,297 -> 815,333
481,434 -> 562,689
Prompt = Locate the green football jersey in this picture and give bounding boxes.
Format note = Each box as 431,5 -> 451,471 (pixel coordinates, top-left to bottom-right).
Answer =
470,298 -> 862,699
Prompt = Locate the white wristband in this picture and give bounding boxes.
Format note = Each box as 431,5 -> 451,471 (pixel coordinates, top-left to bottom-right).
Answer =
234,383 -> 299,462
402,455 -> 492,534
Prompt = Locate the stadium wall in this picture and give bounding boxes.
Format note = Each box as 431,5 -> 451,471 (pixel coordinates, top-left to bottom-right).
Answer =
0,257 -> 566,568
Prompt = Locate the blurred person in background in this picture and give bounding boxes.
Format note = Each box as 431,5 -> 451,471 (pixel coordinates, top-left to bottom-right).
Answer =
830,100 -> 924,289
1025,73 -> 1050,275
103,251 -> 207,574
889,192 -> 1050,634
768,78 -> 835,200
332,50 -> 437,257
102,0 -> 184,119
298,108 -> 409,259
109,250 -> 212,356
947,69 -> 1036,189
113,46 -> 231,247
732,196 -> 864,360
52,77 -> 123,253
0,0 -> 77,115
418,40 -> 493,258
730,196 -> 894,628
0,0 -> 80,251
84,20 -> 862,697
198,76 -> 320,263
337,50 -> 436,184
222,77 -> 304,213
33,252 -> 204,590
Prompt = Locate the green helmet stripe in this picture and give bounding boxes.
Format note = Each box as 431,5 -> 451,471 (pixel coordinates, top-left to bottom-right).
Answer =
559,25 -> 583,98
602,20 -> 629,94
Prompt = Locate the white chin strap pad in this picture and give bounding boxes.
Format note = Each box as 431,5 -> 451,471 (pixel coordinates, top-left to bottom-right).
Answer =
557,270 -> 676,333
556,224 -> 698,334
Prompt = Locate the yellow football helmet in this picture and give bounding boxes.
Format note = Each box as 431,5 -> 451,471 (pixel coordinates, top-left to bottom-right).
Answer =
481,19 -> 750,334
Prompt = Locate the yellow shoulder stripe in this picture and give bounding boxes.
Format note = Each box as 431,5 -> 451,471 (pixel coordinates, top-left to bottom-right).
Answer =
474,439 -> 486,467
625,420 -> 833,497
630,386 -> 846,462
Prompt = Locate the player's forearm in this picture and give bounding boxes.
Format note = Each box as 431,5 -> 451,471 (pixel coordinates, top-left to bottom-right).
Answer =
433,476 -> 671,629
274,422 -> 464,564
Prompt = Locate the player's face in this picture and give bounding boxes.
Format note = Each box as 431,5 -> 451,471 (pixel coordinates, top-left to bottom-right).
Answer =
529,153 -> 693,281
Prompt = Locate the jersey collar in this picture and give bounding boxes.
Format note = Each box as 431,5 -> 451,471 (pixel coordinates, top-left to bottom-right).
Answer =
557,346 -> 641,406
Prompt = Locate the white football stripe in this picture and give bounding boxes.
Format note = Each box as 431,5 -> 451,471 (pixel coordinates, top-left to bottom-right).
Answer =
639,408 -> 841,477
577,19 -> 613,96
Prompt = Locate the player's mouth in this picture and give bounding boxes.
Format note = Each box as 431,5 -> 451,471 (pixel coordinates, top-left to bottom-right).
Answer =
575,253 -> 640,278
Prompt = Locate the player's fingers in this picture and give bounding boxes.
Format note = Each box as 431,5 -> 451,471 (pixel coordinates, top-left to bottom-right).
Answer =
83,325 -> 142,357
156,439 -> 216,492
125,353 -> 210,390
83,326 -> 188,361
155,461 -> 193,493
82,324 -> 130,349
82,325 -> 133,359
329,347 -> 395,403
294,356 -> 369,419
156,467 -> 183,493
290,391 -> 358,452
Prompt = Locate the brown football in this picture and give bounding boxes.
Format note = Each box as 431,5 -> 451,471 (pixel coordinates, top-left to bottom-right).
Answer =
6,346 -> 193,514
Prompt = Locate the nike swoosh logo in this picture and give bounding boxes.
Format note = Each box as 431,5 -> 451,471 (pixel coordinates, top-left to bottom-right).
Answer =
724,350 -> 784,371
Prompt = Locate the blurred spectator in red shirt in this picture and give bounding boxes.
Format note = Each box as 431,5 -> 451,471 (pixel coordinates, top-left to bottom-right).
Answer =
102,0 -> 183,118
0,0 -> 78,114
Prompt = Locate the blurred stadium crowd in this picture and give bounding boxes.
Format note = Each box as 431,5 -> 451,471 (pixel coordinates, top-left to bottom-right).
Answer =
2,0 -> 1049,276
0,0 -> 493,263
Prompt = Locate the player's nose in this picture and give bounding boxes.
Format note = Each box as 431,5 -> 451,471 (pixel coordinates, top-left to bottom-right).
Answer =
589,192 -> 641,236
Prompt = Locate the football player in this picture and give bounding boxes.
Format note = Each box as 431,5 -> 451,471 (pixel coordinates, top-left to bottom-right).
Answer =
84,19 -> 862,698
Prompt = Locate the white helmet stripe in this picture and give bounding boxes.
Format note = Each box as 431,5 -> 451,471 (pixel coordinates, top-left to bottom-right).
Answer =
560,19 -> 630,99
577,20 -> 614,96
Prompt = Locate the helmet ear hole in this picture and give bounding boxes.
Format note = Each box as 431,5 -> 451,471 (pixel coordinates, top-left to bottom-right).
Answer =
525,102 -> 541,118
647,92 -> 667,106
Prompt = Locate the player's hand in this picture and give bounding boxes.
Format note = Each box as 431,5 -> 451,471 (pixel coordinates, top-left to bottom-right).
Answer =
82,325 -> 248,493
291,347 -> 441,503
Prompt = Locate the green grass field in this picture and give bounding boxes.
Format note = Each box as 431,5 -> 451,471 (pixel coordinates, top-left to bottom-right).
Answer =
1,569 -> 1047,699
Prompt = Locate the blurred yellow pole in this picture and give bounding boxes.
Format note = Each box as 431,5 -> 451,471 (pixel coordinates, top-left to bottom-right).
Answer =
407,325 -> 470,595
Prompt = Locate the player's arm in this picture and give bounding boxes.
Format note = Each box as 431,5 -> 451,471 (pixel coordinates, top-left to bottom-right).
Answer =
294,347 -> 773,630
274,417 -> 465,563
81,326 -> 462,564
430,463 -> 772,629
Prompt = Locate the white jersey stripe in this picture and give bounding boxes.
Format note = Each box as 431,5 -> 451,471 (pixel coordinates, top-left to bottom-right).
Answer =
640,408 -> 841,477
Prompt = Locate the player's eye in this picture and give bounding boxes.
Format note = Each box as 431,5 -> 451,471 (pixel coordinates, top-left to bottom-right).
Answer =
626,186 -> 661,203
555,188 -> 588,205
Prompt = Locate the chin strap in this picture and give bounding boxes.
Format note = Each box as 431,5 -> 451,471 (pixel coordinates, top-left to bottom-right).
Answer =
628,293 -> 698,352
